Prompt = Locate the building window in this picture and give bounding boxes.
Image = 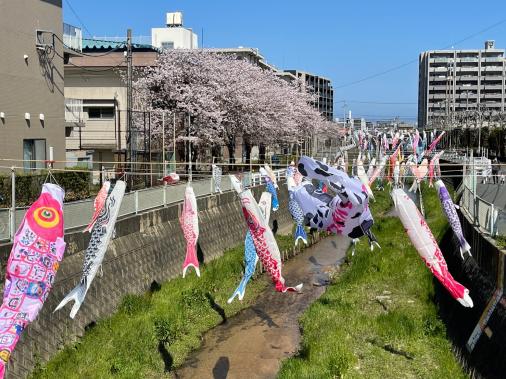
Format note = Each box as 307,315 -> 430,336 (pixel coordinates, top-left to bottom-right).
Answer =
87,107 -> 114,119
23,139 -> 46,171
161,41 -> 174,50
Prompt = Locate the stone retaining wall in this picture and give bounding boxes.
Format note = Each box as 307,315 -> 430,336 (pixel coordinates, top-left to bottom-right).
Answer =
0,184 -> 293,378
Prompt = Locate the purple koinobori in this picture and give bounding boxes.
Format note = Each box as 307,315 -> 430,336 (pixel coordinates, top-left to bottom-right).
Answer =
435,180 -> 471,259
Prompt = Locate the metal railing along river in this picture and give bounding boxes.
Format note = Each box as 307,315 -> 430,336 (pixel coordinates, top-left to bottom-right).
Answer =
0,169 -> 286,243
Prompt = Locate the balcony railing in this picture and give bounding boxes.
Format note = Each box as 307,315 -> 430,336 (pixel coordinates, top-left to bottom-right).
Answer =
65,98 -> 83,123
63,23 -> 82,52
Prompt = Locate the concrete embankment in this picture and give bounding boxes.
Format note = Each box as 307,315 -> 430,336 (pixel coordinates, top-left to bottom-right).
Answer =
0,184 -> 293,379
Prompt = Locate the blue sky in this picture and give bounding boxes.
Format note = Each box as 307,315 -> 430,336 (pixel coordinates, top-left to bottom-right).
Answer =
64,0 -> 506,122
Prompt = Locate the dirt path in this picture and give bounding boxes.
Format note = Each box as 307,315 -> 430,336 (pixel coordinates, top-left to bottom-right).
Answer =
175,234 -> 349,379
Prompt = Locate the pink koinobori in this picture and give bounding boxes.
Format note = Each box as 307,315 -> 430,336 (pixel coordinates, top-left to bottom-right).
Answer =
180,184 -> 200,278
0,184 -> 66,378
392,188 -> 473,308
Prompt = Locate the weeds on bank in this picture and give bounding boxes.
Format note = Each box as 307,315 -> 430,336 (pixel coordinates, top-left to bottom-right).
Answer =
31,232 -> 300,379
278,185 -> 467,379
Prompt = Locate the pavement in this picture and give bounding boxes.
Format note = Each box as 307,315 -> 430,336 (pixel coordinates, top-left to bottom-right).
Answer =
174,234 -> 349,379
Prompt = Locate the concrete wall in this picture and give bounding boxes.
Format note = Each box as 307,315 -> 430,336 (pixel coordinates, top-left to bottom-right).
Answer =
151,27 -> 198,49
0,0 -> 66,167
0,184 -> 293,378
64,70 -> 126,152
436,206 -> 506,378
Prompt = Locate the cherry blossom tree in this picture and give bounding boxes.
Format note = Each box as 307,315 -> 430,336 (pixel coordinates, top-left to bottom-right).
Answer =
133,49 -> 329,164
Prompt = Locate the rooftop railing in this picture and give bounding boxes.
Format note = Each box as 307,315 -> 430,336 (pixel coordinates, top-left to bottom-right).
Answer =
63,23 -> 82,52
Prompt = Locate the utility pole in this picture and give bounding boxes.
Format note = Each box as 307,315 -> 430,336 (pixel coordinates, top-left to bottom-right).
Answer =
126,29 -> 133,189
478,104 -> 482,156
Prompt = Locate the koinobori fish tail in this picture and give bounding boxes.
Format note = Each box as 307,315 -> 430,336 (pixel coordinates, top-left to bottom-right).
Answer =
54,181 -> 125,319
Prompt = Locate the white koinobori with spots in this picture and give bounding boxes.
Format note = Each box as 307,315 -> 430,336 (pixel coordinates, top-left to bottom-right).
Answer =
54,181 -> 126,319
293,156 -> 377,247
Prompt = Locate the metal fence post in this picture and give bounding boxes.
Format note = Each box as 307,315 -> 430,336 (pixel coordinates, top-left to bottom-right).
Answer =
135,190 -> 139,215
163,184 -> 167,207
491,203 -> 495,237
10,168 -> 15,242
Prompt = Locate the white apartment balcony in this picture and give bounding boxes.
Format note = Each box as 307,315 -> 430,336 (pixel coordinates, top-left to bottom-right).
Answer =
456,84 -> 478,91
430,58 -> 450,63
482,57 -> 504,62
456,92 -> 478,98
456,66 -> 479,72
456,75 -> 479,80
480,101 -> 503,108
481,84 -> 504,90
482,91 -> 504,97
457,57 -> 479,62
429,67 -> 449,73
429,93 -> 447,99
429,85 -> 448,91
480,77 -> 504,82
481,66 -> 503,72
63,23 -> 82,52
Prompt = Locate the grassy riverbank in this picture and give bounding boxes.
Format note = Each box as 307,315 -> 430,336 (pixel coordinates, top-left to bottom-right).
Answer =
278,186 -> 468,379
31,234 -> 298,378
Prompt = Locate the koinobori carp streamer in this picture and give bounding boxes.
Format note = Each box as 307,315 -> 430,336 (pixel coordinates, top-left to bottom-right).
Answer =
0,183 -> 66,378
392,188 -> 473,307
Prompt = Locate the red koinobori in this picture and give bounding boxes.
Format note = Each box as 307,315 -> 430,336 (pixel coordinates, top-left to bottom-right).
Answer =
230,175 -> 302,293
392,188 -> 473,307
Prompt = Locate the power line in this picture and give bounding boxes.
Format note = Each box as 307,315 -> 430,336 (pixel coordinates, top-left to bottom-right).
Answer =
64,0 -> 93,38
335,17 -> 506,89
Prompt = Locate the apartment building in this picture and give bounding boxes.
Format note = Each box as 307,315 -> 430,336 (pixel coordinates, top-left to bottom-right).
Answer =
418,40 -> 506,128
0,0 -> 69,170
64,41 -> 158,166
284,70 -> 334,121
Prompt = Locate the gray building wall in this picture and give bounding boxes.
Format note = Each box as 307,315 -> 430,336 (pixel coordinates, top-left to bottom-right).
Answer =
0,0 -> 66,169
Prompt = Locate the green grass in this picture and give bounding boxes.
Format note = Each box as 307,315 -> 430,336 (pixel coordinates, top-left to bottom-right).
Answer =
278,185 -> 467,379
31,233 -> 299,379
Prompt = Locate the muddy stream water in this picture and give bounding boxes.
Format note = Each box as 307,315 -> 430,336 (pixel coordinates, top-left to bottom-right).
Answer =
175,234 -> 349,379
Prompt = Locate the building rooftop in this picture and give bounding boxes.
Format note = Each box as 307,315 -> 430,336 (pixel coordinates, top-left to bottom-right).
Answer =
82,38 -> 156,52
284,69 -> 332,82
67,51 -> 157,68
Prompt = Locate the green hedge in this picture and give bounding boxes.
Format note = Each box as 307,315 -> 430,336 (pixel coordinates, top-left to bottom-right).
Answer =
0,170 -> 92,207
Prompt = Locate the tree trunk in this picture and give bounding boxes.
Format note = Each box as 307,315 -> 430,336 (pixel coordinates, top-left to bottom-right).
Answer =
259,144 -> 266,164
227,141 -> 236,172
244,141 -> 251,165
211,144 -> 221,162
